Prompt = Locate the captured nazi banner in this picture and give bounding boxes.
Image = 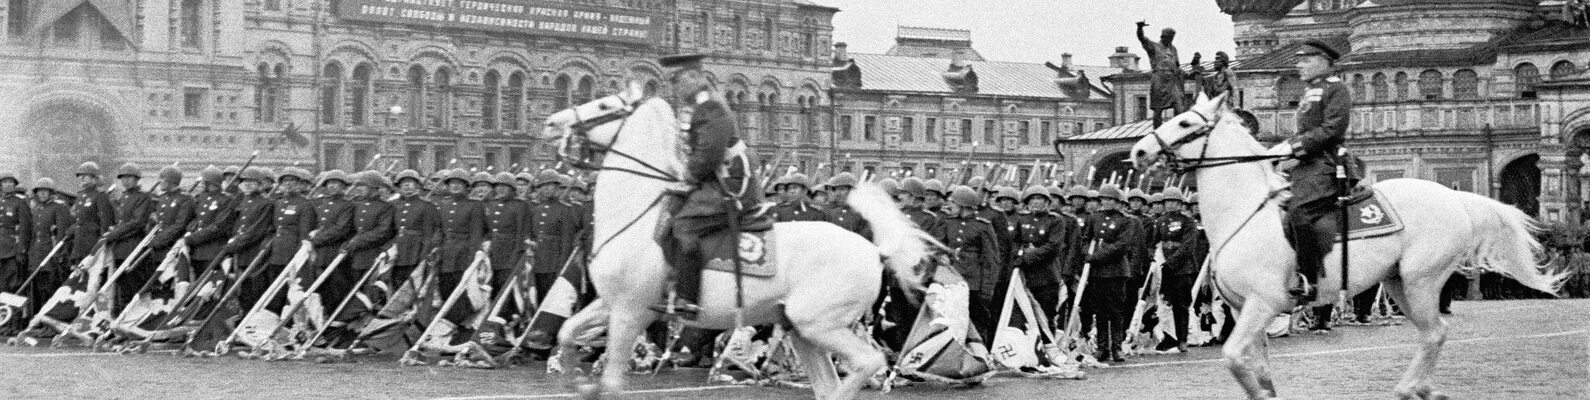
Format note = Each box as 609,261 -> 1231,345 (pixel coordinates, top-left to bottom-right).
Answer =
336,0 -> 667,45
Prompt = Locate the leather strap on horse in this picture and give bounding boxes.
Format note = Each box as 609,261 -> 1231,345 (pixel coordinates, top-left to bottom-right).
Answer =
1336,148 -> 1351,304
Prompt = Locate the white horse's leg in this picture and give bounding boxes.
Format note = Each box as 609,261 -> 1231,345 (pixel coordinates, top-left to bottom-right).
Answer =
1382,278 -> 1449,400
788,314 -> 884,400
550,299 -> 606,372
790,332 -> 840,398
593,302 -> 655,397
1225,301 -> 1282,399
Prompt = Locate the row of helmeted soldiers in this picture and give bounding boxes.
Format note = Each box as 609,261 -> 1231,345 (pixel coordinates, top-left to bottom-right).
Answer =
753,171 -> 1212,364
0,160 -> 592,362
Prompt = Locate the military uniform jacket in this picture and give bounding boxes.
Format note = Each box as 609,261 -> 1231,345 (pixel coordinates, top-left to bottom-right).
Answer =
770,200 -> 828,222
529,199 -> 587,274
435,193 -> 485,274
1287,75 -> 1351,205
0,192 -> 32,261
341,198 -> 395,270
148,189 -> 195,251
931,214 -> 1002,295
903,206 -> 939,233
222,192 -> 275,263
1061,211 -> 1089,278
266,193 -> 314,266
1080,210 -> 1142,279
185,191 -> 236,262
978,207 -> 1016,262
677,98 -> 762,220
1126,211 -> 1157,279
100,187 -> 153,260
1011,210 -> 1069,287
391,194 -> 438,266
30,197 -> 71,269
1157,212 -> 1200,277
308,196 -> 355,265
69,187 -> 115,261
825,203 -> 871,238
485,198 -> 531,271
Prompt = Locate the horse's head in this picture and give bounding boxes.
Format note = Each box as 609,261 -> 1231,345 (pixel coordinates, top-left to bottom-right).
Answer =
1130,91 -> 1231,171
541,80 -> 652,169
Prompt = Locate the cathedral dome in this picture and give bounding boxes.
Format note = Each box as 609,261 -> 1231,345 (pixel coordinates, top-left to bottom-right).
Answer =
1217,0 -> 1307,20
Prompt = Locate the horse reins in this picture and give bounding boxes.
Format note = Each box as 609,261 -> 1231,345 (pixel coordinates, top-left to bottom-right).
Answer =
558,96 -> 684,261
1150,108 -> 1293,173
562,97 -> 682,184
1149,107 -> 1296,300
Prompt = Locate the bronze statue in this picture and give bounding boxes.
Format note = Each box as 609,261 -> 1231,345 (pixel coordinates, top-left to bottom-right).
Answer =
1199,51 -> 1236,100
1138,21 -> 1186,127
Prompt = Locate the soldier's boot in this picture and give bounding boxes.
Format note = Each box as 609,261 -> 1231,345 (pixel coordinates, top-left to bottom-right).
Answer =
1285,213 -> 1334,304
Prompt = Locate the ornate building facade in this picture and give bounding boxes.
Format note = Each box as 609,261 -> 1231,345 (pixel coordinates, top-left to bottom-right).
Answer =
1221,0 -> 1590,221
0,0 -> 836,184
1056,0 -> 1590,221
829,27 -> 1119,185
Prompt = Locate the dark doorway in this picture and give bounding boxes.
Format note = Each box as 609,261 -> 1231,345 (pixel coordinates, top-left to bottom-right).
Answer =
1497,154 -> 1539,217
18,100 -> 117,186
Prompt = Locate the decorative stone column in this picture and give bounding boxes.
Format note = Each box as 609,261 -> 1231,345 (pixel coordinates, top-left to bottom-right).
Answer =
1538,147 -> 1571,222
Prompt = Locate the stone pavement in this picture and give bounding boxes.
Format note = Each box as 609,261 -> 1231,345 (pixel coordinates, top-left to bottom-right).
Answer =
2,299 -> 1585,399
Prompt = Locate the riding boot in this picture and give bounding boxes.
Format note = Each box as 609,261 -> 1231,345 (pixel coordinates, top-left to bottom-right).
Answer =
1289,212 -> 1340,303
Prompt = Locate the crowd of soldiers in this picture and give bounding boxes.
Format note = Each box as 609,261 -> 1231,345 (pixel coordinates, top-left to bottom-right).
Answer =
757,170 -> 1211,364
0,160 -> 592,355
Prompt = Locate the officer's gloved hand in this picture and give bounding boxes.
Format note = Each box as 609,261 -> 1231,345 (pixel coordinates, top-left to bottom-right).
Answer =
664,182 -> 693,195
1266,142 -> 1299,172
1264,142 -> 1294,157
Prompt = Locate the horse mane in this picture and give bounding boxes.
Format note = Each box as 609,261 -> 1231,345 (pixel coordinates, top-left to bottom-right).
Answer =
1214,107 -> 1287,188
627,96 -> 688,179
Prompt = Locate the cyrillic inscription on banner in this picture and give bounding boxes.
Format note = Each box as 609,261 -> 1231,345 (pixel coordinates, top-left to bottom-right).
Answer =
337,0 -> 665,45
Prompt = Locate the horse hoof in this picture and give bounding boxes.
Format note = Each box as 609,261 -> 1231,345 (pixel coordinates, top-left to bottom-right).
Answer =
575,382 -> 602,400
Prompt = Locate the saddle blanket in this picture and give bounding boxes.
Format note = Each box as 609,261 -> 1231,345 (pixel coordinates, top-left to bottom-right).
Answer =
704,230 -> 777,278
1334,187 -> 1404,241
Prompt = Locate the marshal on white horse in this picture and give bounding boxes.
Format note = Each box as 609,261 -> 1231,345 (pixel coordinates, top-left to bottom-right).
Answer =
538,81 -> 936,400
1129,92 -> 1565,400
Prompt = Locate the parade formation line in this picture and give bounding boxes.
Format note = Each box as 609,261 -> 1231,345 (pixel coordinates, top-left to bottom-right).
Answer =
430,385 -> 741,400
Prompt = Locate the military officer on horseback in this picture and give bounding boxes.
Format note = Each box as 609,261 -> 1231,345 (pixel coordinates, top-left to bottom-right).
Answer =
1263,39 -> 1352,302
653,53 -> 766,319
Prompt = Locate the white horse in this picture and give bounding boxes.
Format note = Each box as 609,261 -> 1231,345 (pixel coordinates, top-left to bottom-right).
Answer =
538,81 -> 935,400
1129,92 -> 1565,400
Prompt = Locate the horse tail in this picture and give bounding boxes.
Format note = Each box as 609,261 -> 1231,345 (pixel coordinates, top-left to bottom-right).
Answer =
846,182 -> 938,293
1457,192 -> 1567,296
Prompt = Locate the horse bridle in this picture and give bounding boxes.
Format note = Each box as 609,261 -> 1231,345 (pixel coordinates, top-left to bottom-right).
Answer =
559,94 -> 681,183
1149,108 -> 1291,173
556,94 -> 686,260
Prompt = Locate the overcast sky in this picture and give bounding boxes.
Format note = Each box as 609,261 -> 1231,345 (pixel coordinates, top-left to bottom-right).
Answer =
824,0 -> 1236,67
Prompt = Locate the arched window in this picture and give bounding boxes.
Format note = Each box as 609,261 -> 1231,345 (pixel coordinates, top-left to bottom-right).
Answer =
732,15 -> 743,49
350,64 -> 372,126
256,63 -> 283,123
1371,72 -> 1388,102
321,62 -> 343,125
1351,74 -> 1365,101
574,76 -> 595,105
1551,60 -> 1576,80
697,12 -> 709,45
505,72 -> 524,131
764,18 -> 775,50
1418,69 -> 1443,100
1453,69 -> 1479,99
482,71 -> 500,130
1394,71 -> 1409,100
1278,76 -> 1305,107
406,66 -> 425,128
432,68 -> 452,128
553,75 -> 571,110
1515,63 -> 1540,99
644,80 -> 660,97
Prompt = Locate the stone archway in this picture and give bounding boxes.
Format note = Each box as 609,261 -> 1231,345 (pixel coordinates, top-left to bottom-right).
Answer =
13,99 -> 119,186
1498,153 -> 1540,217
1091,150 -> 1135,186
